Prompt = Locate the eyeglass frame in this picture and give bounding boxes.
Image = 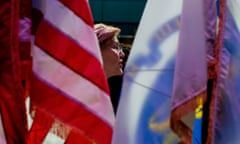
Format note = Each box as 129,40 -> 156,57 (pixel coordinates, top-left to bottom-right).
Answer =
111,41 -> 123,52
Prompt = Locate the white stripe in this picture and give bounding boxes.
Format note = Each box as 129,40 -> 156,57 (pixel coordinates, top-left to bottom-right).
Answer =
32,45 -> 114,126
43,133 -> 64,144
39,0 -> 102,64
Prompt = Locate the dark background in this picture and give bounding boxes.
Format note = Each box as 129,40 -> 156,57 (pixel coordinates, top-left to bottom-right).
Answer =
89,0 -> 146,38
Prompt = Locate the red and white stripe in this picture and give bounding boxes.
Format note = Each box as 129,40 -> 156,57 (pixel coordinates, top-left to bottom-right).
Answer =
29,0 -> 114,143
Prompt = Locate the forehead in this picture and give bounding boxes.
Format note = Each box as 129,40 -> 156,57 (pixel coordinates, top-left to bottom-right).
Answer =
104,36 -> 119,45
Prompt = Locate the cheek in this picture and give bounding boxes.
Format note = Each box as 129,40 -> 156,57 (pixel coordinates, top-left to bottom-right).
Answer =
102,49 -> 117,58
101,50 -> 119,64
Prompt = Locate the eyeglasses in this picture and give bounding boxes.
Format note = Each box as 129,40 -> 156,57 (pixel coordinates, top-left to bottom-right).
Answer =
111,42 -> 122,52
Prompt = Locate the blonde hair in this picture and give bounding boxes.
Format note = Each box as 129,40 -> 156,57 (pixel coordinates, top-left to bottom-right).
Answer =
94,23 -> 120,44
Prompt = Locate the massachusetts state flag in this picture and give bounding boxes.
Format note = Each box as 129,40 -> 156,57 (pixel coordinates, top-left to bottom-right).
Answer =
213,0 -> 240,143
113,0 -> 182,143
113,0 -> 215,143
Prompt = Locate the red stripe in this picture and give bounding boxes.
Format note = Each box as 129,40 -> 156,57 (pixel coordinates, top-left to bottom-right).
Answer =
31,75 -> 113,144
65,129 -> 93,144
59,0 -> 94,27
35,21 -> 109,94
27,109 -> 53,144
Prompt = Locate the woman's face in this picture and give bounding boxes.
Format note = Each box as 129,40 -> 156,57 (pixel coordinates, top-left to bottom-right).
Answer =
101,38 -> 125,78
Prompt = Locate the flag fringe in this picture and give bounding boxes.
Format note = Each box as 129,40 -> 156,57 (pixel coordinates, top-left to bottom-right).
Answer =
170,91 -> 207,143
206,0 -> 226,143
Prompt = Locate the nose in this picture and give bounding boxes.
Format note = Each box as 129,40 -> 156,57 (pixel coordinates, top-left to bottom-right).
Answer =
119,49 -> 125,58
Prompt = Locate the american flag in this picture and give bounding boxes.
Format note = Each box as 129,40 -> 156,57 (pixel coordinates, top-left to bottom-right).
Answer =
29,0 -> 115,143
0,0 -> 30,143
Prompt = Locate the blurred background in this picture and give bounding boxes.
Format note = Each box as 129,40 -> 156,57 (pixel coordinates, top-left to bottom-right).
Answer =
89,0 -> 147,44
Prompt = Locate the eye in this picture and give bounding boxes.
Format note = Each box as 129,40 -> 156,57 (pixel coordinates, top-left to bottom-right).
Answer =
112,42 -> 122,52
